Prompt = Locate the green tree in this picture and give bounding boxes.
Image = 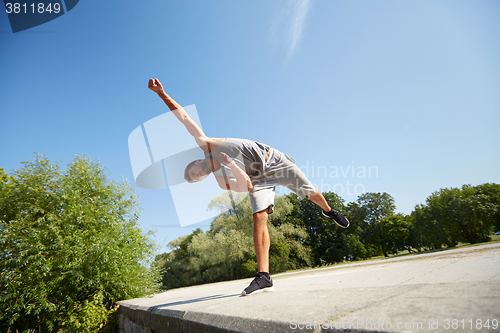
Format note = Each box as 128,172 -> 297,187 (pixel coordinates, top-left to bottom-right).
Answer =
410,184 -> 498,249
473,183 -> 500,232
410,203 -> 450,250
379,213 -> 411,255
0,155 -> 161,332
284,192 -> 350,265
156,228 -> 205,289
356,192 -> 396,224
0,168 -> 15,226
356,192 -> 396,257
345,201 -> 381,259
423,185 -> 496,245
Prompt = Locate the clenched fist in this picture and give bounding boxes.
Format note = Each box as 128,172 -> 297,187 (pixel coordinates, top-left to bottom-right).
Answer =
148,78 -> 164,94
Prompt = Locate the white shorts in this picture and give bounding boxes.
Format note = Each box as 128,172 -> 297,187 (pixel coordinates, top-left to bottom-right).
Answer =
248,149 -> 316,215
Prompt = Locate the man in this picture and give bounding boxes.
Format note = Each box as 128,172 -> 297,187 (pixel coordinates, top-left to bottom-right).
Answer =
148,78 -> 350,296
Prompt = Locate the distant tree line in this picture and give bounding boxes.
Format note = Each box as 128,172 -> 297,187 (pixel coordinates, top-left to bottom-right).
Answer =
156,183 -> 500,290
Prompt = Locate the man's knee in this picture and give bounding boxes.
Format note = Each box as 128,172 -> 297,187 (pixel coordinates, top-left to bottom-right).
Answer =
307,187 -> 320,197
253,209 -> 268,217
253,208 -> 269,224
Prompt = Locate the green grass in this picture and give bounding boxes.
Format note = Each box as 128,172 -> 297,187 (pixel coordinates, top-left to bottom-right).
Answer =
490,233 -> 500,242
377,233 -> 500,260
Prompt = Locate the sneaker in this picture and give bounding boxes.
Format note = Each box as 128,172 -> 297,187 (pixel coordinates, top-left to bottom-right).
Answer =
322,209 -> 350,228
241,273 -> 274,296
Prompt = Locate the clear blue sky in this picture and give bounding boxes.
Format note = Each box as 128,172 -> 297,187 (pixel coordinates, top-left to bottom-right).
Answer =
1,0 -> 499,253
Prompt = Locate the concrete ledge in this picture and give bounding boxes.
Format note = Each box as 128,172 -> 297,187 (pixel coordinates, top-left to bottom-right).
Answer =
118,243 -> 500,333
118,306 -> 381,333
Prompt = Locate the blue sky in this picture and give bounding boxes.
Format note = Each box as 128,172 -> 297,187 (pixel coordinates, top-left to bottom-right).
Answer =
1,0 -> 499,253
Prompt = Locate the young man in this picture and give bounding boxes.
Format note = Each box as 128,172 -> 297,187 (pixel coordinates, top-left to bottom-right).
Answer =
148,78 -> 349,296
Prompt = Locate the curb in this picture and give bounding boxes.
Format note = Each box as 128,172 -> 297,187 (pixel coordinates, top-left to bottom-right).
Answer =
117,303 -> 380,333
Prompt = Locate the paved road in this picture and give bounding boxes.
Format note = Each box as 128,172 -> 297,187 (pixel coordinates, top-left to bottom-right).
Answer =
118,242 -> 500,333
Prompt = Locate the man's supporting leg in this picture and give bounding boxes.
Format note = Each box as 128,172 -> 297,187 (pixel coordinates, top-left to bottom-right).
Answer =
308,187 -> 332,212
253,209 -> 270,273
241,208 -> 274,295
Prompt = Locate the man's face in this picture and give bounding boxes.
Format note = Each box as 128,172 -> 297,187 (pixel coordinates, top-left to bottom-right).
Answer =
189,160 -> 211,182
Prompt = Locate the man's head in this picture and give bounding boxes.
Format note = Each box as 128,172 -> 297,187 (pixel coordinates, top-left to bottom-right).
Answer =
184,158 -> 212,183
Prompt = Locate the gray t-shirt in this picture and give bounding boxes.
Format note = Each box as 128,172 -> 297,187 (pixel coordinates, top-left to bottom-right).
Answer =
205,138 -> 271,179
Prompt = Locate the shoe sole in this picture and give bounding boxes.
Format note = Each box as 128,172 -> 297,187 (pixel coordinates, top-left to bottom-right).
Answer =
241,286 -> 274,296
322,211 -> 350,228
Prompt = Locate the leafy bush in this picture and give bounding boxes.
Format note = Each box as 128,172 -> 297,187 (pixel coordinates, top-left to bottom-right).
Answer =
0,155 -> 161,332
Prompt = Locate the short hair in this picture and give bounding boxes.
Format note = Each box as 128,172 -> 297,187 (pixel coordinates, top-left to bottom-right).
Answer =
184,160 -> 200,183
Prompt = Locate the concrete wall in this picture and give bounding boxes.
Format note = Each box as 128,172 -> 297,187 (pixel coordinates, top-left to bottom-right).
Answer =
117,305 -> 289,333
117,305 -> 379,333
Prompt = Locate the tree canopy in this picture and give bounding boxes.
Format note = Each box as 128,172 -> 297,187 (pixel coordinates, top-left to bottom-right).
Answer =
411,184 -> 498,248
0,155 -> 161,333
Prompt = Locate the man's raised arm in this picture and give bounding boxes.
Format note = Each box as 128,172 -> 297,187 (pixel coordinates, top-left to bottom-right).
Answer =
148,78 -> 208,149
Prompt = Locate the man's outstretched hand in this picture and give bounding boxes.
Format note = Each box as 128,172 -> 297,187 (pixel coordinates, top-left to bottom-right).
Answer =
148,78 -> 164,94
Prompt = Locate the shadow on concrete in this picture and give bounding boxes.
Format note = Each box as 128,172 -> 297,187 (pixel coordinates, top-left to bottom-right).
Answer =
150,293 -> 241,308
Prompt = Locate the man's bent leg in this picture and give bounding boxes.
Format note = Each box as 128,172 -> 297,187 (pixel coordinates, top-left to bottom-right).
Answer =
266,151 -> 349,228
308,187 -> 332,212
253,209 -> 270,273
308,188 -> 350,228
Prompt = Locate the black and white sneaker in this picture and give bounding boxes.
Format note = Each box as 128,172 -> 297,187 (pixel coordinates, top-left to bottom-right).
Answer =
322,209 -> 350,228
241,273 -> 274,296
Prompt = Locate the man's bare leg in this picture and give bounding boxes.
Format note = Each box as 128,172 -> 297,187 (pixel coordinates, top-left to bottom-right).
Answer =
253,209 -> 270,273
308,187 -> 350,228
241,208 -> 274,296
308,187 -> 332,212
